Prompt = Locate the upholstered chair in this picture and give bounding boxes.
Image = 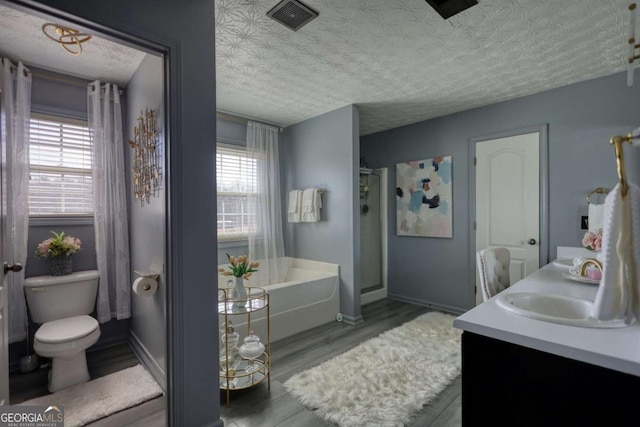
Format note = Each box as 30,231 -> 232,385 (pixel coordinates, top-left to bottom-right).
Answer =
476,248 -> 511,302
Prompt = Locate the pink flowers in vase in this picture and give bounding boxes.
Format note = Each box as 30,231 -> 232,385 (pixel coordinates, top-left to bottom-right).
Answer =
35,231 -> 82,258
582,230 -> 602,252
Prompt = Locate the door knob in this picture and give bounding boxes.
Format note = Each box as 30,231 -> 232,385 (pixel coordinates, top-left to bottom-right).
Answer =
4,262 -> 23,274
527,239 -> 537,245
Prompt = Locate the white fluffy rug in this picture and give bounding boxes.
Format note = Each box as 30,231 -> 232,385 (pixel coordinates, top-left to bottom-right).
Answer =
284,311 -> 461,427
19,364 -> 163,427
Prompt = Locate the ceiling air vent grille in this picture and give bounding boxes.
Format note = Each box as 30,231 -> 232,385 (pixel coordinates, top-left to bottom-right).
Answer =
425,0 -> 478,20
267,0 -> 319,32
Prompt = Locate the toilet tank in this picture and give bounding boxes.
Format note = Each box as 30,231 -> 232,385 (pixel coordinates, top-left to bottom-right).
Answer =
24,270 -> 100,323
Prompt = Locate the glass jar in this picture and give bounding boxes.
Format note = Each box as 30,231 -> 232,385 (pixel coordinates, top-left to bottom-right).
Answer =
239,331 -> 265,360
220,321 -> 240,372
239,331 -> 265,374
220,321 -> 240,349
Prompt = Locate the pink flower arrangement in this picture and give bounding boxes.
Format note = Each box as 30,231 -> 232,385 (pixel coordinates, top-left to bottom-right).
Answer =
35,231 -> 81,258
582,230 -> 602,251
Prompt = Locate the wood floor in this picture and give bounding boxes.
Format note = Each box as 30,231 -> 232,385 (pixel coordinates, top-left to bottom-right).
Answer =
9,342 -> 140,404
221,298 -> 461,427
8,299 -> 461,426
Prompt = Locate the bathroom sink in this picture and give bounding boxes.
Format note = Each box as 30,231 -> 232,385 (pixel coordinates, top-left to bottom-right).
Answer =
495,292 -> 633,328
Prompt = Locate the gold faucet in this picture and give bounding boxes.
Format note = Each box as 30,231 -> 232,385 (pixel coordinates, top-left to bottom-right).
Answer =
579,259 -> 603,276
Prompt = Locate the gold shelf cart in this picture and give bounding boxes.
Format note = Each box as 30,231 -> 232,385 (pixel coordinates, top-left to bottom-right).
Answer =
218,287 -> 270,406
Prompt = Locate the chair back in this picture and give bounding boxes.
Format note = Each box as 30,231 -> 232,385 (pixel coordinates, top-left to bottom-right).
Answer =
477,247 -> 511,302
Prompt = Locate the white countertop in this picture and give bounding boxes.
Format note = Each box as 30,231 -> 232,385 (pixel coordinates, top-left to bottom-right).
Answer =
453,262 -> 640,377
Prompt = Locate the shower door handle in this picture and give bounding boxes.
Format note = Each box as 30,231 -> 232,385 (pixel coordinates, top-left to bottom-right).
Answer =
4,262 -> 23,274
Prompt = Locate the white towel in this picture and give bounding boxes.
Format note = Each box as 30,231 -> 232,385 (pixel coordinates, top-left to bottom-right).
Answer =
301,188 -> 322,222
592,183 -> 640,323
588,203 -> 605,233
287,190 -> 302,223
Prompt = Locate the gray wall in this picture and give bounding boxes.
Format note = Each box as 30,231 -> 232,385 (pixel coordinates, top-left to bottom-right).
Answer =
24,0 -> 220,425
126,54 -> 166,386
31,68 -> 87,120
285,104 -> 362,322
361,71 -> 640,312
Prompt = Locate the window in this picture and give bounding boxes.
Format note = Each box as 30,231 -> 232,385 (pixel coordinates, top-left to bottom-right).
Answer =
216,144 -> 257,241
29,114 -> 93,216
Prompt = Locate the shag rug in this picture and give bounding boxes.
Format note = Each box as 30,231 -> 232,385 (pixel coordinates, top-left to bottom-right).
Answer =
284,311 -> 461,427
20,364 -> 163,427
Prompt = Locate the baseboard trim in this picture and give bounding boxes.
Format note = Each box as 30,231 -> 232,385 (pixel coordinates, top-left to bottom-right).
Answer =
361,287 -> 388,306
89,335 -> 129,353
387,293 -> 466,316
129,331 -> 167,392
341,314 -> 364,325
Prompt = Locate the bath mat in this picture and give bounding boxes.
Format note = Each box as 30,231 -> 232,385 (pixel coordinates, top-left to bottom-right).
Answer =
19,364 -> 163,426
284,311 -> 461,427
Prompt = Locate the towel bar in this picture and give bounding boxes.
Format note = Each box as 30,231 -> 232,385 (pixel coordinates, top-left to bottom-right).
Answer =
586,187 -> 608,204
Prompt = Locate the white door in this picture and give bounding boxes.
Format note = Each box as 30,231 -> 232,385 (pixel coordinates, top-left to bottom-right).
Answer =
475,132 -> 540,305
0,92 -> 9,405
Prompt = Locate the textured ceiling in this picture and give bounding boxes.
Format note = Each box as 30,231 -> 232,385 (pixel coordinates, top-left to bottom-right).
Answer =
216,0 -> 631,135
0,4 -> 146,87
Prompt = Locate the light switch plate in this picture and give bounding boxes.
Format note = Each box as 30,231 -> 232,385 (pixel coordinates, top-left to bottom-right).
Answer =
581,216 -> 588,230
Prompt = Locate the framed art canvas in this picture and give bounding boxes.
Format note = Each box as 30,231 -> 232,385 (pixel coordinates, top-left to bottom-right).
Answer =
396,156 -> 452,238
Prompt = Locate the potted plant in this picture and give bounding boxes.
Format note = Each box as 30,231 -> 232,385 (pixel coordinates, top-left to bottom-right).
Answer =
218,254 -> 259,309
35,231 -> 82,276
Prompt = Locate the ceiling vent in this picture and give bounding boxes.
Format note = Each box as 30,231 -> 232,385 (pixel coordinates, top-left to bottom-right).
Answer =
267,0 -> 319,32
424,0 -> 478,19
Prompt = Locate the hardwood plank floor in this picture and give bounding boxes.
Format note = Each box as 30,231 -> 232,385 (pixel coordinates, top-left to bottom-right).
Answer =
9,342 -> 139,405
221,298 -> 462,427
8,299 -> 461,426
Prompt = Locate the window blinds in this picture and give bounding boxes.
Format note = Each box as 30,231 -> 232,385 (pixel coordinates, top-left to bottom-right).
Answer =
29,114 -> 93,216
216,145 -> 257,240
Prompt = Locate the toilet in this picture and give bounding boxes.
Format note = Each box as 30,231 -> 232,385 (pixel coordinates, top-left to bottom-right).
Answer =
24,270 -> 101,392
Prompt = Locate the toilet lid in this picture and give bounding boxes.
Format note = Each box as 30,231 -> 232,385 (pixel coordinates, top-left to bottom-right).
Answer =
35,315 -> 99,344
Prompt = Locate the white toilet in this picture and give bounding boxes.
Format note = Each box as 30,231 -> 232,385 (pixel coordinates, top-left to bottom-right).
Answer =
24,270 -> 101,392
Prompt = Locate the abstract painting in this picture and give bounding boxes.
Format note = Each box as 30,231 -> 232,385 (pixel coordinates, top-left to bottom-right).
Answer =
396,156 -> 452,238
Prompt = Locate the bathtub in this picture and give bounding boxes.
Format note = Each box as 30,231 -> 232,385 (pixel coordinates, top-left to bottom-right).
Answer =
218,257 -> 340,343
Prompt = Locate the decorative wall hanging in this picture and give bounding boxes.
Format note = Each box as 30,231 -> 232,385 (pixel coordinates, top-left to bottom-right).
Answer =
396,156 -> 453,238
128,109 -> 162,205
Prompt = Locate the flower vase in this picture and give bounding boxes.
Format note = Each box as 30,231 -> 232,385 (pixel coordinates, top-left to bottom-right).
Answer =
50,255 -> 72,276
231,277 -> 247,309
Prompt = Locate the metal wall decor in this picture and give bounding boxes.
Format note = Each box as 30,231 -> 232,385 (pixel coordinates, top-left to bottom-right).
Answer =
629,3 -> 639,86
129,109 -> 162,205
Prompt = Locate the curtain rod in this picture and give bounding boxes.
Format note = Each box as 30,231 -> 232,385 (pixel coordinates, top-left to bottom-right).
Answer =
216,110 -> 284,132
8,65 -> 124,95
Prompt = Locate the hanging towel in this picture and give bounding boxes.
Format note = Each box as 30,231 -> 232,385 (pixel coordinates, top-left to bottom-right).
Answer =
588,203 -> 605,233
302,188 -> 322,222
592,183 -> 640,323
287,190 -> 302,223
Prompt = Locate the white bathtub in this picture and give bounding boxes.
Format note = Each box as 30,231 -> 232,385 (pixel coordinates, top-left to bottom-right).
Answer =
218,257 -> 340,343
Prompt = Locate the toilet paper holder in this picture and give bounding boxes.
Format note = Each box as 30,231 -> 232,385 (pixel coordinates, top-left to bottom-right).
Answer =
134,270 -> 160,290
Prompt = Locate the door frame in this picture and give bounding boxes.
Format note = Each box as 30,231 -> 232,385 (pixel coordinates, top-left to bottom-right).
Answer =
2,1 -> 218,425
468,124 -> 549,301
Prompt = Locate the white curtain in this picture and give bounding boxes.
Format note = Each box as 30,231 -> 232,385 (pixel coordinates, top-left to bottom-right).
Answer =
88,81 -> 130,323
1,59 -> 31,343
247,121 -> 286,285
